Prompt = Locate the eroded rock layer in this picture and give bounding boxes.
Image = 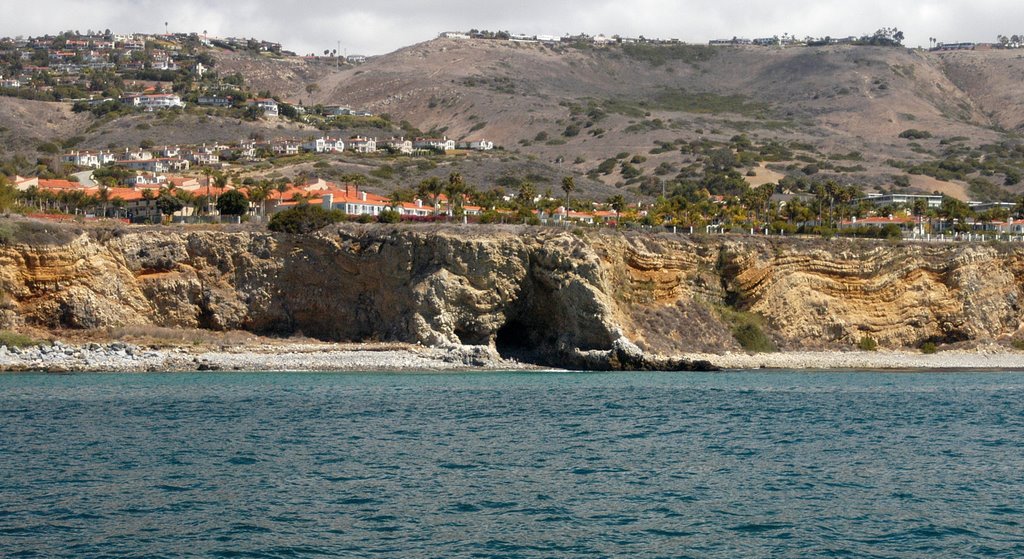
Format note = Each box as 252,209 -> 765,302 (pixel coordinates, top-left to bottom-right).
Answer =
2,223 -> 1023,368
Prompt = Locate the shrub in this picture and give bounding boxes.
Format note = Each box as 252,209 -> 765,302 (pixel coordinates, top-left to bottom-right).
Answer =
215,190 -> 249,216
0,330 -> 39,348
1011,339 -> 1024,351
858,336 -> 878,351
268,204 -> 346,233
733,322 -> 776,353
377,208 -> 401,223
719,307 -> 776,353
920,342 -> 938,354
899,129 -> 933,140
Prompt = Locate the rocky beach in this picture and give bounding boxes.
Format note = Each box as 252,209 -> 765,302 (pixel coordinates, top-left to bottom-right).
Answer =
3,339 -> 1024,373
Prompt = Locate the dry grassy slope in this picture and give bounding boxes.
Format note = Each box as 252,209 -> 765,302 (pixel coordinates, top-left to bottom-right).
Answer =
314,40 -> 1016,188
0,97 -> 89,151
936,50 -> 1024,132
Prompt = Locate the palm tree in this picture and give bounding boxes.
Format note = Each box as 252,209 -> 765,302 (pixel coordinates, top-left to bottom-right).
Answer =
270,179 -> 292,212
607,194 -> 626,225
96,185 -> 111,218
445,172 -> 466,219
417,177 -> 444,217
560,176 -> 575,222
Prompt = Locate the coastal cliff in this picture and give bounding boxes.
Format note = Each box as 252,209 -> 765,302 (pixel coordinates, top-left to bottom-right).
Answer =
2,221 -> 1023,369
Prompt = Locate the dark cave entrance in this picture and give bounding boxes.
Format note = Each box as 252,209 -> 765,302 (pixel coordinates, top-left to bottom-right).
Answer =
494,318 -> 536,359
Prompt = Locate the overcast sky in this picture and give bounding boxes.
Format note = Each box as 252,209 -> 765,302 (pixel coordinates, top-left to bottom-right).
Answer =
3,0 -> 1022,55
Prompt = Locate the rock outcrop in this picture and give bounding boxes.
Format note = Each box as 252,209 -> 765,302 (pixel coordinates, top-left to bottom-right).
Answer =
2,221 -> 1024,369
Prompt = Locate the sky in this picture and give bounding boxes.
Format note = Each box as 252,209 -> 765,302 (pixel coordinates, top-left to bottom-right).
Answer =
2,0 -> 1022,55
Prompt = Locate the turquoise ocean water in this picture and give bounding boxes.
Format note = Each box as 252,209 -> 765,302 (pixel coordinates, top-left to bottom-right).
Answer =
1,370 -> 1022,558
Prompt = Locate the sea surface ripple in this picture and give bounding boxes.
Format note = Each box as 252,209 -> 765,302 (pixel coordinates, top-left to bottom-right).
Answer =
1,370 -> 1023,558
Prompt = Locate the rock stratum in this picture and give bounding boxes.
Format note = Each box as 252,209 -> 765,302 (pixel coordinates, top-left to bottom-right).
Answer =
2,222 -> 1023,369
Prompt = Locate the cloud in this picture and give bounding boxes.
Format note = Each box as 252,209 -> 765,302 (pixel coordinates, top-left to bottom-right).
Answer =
1,0 -> 1022,54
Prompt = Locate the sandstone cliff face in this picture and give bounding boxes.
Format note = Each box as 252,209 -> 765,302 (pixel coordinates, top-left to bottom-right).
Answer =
2,223 -> 1023,368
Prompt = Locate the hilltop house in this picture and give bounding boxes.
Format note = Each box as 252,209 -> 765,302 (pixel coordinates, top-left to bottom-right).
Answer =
348,136 -> 377,153
303,136 -> 345,153
123,93 -> 185,110
456,139 -> 494,151
381,137 -> 413,154
248,98 -> 279,117
413,137 -> 456,152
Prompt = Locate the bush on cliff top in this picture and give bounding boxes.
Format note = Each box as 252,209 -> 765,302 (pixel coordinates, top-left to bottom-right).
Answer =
267,204 -> 346,234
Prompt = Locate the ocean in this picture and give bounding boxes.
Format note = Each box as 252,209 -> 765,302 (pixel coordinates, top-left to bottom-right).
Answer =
1,371 -> 1022,558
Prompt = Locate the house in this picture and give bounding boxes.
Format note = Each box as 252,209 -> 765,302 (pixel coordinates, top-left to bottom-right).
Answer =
413,136 -> 456,152
346,55 -> 367,64
248,98 -> 279,117
302,136 -> 345,153
457,139 -> 494,151
124,93 -> 185,110
126,172 -> 166,186
122,148 -> 153,161
858,193 -> 942,209
152,146 -> 180,158
440,32 -> 470,40
348,136 -> 377,153
61,151 -> 101,168
198,95 -> 232,107
837,215 -> 921,234
323,105 -> 352,116
381,137 -> 413,155
270,140 -> 301,155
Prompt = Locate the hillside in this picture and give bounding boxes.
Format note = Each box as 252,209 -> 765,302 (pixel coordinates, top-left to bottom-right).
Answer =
4,37 -> 1024,201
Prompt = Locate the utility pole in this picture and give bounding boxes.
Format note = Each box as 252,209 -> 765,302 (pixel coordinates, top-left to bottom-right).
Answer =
337,40 -> 341,68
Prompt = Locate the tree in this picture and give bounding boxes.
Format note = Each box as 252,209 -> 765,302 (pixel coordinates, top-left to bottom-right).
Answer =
607,194 -> 626,224
155,192 -> 184,219
417,177 -> 444,216
216,189 -> 249,216
445,172 -> 466,218
560,176 -> 575,220
0,176 -> 17,213
96,185 -> 111,218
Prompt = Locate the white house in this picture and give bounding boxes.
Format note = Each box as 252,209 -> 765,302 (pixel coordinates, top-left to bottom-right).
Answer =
302,136 -> 345,153
249,98 -> 279,117
413,136 -> 456,152
122,148 -> 153,161
126,172 -> 167,186
271,140 -> 301,155
382,137 -> 413,155
457,139 -> 494,151
125,93 -> 185,110
61,151 -> 101,168
348,136 -> 377,153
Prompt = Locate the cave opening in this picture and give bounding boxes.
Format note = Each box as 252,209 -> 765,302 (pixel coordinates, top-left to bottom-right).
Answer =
494,318 -> 536,359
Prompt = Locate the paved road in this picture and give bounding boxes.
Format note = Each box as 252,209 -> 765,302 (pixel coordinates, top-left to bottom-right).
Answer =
72,170 -> 96,186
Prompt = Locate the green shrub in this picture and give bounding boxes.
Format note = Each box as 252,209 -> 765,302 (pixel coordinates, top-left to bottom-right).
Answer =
268,204 -> 346,233
0,330 -> 39,348
719,307 -> 776,353
377,208 -> 401,223
1012,339 -> 1024,351
920,342 -> 938,354
899,129 -> 932,140
858,336 -> 878,351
